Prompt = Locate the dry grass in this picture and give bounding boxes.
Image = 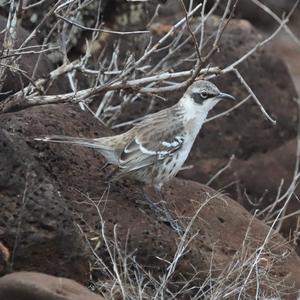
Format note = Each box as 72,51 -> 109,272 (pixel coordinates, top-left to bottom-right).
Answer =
74,190 -> 296,300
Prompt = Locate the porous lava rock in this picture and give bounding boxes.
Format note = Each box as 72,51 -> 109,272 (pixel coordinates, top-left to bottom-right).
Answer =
0,272 -> 105,300
198,138 -> 300,254
0,128 -> 89,283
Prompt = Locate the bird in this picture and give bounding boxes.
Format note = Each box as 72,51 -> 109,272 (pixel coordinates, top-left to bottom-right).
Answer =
36,80 -> 235,192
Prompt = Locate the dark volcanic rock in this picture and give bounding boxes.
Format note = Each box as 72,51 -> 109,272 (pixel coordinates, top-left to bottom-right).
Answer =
0,129 -> 89,283
219,139 -> 300,249
1,103 -> 300,297
233,139 -> 297,209
0,272 -> 105,300
166,179 -> 300,296
181,137 -> 300,253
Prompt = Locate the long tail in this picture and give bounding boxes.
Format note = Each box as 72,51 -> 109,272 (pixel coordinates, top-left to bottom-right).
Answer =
35,135 -> 111,150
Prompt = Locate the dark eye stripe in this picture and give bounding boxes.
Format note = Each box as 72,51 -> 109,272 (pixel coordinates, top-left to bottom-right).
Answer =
191,92 -> 215,103
191,92 -> 203,103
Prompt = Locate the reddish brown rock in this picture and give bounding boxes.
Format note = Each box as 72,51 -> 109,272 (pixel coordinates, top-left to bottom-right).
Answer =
182,137 -> 300,253
0,127 -> 89,283
1,103 -> 299,298
0,272 -> 105,300
233,139 -> 297,207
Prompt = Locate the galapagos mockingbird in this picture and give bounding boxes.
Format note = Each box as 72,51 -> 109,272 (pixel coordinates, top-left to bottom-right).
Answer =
37,80 -> 235,192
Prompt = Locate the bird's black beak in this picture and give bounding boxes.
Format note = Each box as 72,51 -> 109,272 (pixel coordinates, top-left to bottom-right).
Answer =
218,92 -> 235,101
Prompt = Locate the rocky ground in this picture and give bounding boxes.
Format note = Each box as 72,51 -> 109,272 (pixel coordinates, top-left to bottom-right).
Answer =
0,0 -> 300,299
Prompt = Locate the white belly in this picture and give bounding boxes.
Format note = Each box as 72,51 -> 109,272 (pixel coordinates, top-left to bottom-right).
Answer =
154,107 -> 208,188
170,137 -> 195,176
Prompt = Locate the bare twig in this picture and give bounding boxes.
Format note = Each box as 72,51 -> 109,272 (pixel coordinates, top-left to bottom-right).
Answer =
0,0 -> 18,92
232,68 -> 276,125
206,155 -> 235,186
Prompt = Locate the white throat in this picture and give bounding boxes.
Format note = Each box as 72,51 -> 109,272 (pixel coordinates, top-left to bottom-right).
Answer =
178,95 -> 218,123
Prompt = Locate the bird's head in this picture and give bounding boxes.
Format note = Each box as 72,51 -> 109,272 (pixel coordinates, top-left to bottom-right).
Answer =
182,80 -> 235,112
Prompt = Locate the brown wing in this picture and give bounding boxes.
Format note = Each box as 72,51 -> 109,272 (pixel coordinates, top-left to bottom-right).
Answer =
118,113 -> 184,173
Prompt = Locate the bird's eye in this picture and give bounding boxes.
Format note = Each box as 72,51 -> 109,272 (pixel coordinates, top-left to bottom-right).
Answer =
191,92 -> 210,103
201,91 -> 208,99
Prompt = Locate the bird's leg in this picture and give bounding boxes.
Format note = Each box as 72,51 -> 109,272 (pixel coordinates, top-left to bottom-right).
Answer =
135,185 -> 184,235
154,186 -> 185,236
136,185 -> 162,211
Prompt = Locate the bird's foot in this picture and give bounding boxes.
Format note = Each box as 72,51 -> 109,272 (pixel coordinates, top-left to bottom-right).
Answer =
157,210 -> 185,236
